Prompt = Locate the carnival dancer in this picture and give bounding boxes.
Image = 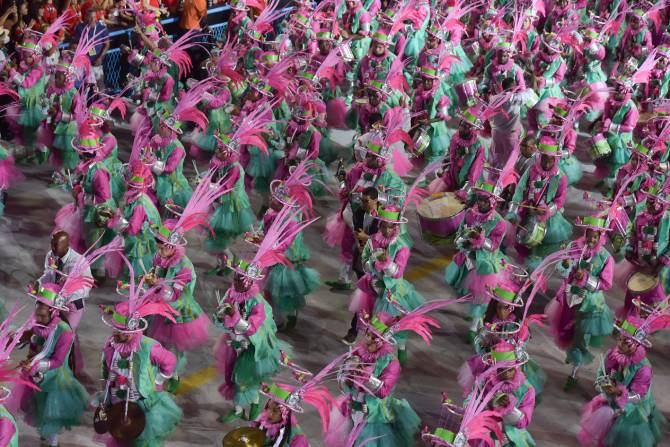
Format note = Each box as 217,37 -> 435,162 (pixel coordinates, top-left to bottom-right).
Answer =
97,266 -> 182,447
358,30 -> 397,89
9,287 -> 89,446
340,0 -> 372,80
546,214 -> 615,390
458,282 -> 547,400
214,205 -> 311,423
117,159 -> 161,279
576,27 -> 609,122
0,143 -> 23,218
578,313 -> 667,447
479,41 -> 526,99
264,162 -> 321,330
147,175 -> 232,371
478,341 -> 537,447
618,9 -> 653,66
44,63 -> 79,171
0,307 -> 36,447
251,361 -> 336,446
149,81 -> 213,209
507,133 -> 572,270
428,109 -> 485,197
445,179 -> 510,343
326,301 -> 458,447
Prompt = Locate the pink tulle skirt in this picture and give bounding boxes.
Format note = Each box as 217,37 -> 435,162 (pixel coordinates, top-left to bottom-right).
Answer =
323,213 -> 346,247
326,98 -> 348,129
577,397 -> 616,446
0,156 -> 24,190
348,287 -> 374,315
148,313 -> 211,352
54,203 -> 85,253
463,270 -> 504,304
545,292 -> 575,350
324,396 -> 351,447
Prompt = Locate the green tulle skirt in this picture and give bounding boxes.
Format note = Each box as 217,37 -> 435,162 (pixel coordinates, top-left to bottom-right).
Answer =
53,129 -> 79,170
156,173 -> 193,208
135,392 -> 183,446
559,155 -> 583,186
232,344 -> 280,406
124,231 -> 157,277
205,192 -> 256,253
357,397 -> 420,447
33,369 -> 88,438
605,401 -> 665,447
522,358 -> 546,399
246,147 -> 277,194
567,298 -> 614,366
267,263 -> 320,315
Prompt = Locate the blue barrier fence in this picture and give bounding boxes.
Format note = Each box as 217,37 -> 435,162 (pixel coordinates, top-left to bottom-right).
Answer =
102,5 -> 231,91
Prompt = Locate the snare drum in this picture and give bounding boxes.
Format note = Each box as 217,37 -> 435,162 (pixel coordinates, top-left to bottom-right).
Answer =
589,133 -> 612,161
626,271 -> 663,305
417,192 -> 465,239
517,220 -> 547,247
413,128 -> 431,155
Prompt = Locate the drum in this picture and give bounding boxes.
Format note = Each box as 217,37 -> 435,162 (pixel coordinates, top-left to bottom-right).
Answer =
627,272 -> 663,305
413,128 -> 431,155
456,79 -> 478,106
516,220 -> 547,247
589,133 -> 612,161
417,192 -> 465,239
522,89 -> 540,109
222,427 -> 266,447
108,401 -> 146,442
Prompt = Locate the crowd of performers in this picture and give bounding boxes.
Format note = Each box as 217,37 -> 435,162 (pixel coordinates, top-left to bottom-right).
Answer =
0,0 -> 668,445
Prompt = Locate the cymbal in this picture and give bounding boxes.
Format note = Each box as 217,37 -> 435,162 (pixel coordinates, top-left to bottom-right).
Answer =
222,427 -> 266,447
108,401 -> 146,442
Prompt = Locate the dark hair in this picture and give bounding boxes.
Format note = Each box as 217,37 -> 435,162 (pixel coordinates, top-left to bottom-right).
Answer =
362,186 -> 378,199
368,112 -> 382,125
483,299 -> 521,323
501,77 -> 516,90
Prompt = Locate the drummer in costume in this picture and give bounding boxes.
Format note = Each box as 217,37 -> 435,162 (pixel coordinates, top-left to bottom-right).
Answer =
458,282 -> 547,400
263,162 -> 320,330
97,267 -> 182,447
478,341 -> 537,447
117,160 -> 161,279
44,61 -> 80,171
204,102 -> 274,275
428,106 -> 486,199
445,179 -> 510,343
507,133 -> 572,271
358,31 -> 396,90
327,308 -> 451,447
146,175 -> 232,372
546,214 -> 615,390
340,0 -> 372,88
9,285 -> 89,447
479,41 -> 526,99
578,313 -> 667,447
594,74 -> 640,188
619,182 -> 670,316
214,205 -> 311,423
149,81 -> 212,210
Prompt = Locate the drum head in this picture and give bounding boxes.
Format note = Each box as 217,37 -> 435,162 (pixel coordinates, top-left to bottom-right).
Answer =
108,401 -> 146,442
417,192 -> 465,219
223,427 -> 267,447
627,272 -> 658,293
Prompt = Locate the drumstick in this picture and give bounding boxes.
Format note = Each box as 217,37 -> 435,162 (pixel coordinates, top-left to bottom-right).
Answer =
518,204 -> 545,211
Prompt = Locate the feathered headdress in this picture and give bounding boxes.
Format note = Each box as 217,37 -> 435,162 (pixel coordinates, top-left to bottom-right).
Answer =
103,256 -> 178,333
152,174 -> 234,246
227,205 -> 318,280
160,78 -> 213,134
38,11 -> 75,51
247,0 -> 288,41
0,304 -> 39,392
422,373 -> 505,446
150,29 -> 205,77
215,99 -> 276,154
270,160 -> 317,211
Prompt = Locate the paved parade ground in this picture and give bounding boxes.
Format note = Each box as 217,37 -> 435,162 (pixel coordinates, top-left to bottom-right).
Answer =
1,128 -> 669,446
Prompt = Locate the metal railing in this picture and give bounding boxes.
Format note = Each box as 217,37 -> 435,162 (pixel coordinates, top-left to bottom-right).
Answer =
102,5 -> 231,91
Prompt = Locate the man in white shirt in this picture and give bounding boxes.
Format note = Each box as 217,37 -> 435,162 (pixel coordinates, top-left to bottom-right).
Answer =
38,230 -> 91,330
